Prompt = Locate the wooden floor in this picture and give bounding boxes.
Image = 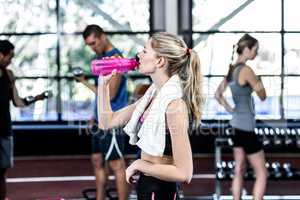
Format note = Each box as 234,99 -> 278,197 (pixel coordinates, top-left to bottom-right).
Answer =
6,154 -> 300,200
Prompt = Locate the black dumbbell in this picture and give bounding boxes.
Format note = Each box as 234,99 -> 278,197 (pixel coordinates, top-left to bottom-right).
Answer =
227,161 -> 235,179
42,90 -> 53,99
262,128 -> 271,147
72,67 -> 84,77
284,128 -> 293,147
283,163 -> 294,179
24,96 -> 35,105
265,162 -> 271,178
274,128 -> 283,146
271,162 -> 282,179
254,128 -> 259,135
216,161 -> 227,180
296,128 -> 300,148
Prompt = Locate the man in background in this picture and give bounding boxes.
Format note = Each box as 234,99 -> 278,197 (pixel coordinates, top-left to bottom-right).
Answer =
74,25 -> 128,200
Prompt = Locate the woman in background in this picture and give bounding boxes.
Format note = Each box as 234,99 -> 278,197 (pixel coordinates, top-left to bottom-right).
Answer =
215,34 -> 268,200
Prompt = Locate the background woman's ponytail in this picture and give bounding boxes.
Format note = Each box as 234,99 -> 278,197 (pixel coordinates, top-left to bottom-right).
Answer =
225,45 -> 236,82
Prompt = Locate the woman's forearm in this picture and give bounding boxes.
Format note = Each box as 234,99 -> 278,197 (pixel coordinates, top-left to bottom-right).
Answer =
97,82 -> 113,129
216,96 -> 234,113
134,159 -> 192,183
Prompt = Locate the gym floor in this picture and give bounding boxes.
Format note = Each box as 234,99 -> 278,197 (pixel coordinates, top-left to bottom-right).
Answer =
6,154 -> 300,200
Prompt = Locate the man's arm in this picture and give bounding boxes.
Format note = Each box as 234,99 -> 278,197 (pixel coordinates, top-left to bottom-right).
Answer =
74,75 -> 97,94
6,70 -> 26,107
7,70 -> 51,107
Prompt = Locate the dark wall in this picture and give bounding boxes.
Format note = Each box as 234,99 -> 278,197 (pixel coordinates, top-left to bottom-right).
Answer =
13,120 -> 300,156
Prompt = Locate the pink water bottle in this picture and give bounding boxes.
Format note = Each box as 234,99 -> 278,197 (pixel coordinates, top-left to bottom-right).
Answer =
91,57 -> 139,76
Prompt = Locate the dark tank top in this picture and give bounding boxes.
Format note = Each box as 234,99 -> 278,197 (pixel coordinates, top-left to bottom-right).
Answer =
135,101 -> 173,156
0,68 -> 12,136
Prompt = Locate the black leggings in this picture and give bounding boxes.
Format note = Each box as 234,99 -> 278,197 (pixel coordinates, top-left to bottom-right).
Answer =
136,173 -> 179,200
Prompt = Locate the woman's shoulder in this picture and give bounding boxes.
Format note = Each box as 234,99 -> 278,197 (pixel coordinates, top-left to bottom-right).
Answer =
239,65 -> 255,75
166,98 -> 187,114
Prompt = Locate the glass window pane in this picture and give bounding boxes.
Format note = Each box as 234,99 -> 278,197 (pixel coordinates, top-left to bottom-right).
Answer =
0,0 -> 57,33
254,77 -> 280,119
61,79 -> 95,121
60,0 -> 150,33
284,77 -> 300,119
192,0 -> 281,31
60,34 -> 148,76
193,33 -> 281,75
202,77 -> 233,120
284,34 -> 300,74
11,78 -> 58,121
284,0 -> 300,31
202,76 -> 280,120
60,35 -> 94,76
3,35 -> 58,77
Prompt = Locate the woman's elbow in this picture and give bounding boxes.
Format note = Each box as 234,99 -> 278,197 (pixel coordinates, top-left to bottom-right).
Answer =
214,93 -> 222,103
181,171 -> 193,184
214,92 -> 219,100
178,168 -> 193,183
258,92 -> 267,101
13,100 -> 25,108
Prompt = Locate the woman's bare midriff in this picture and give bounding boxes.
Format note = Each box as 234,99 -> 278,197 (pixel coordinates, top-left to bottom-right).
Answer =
141,151 -> 173,165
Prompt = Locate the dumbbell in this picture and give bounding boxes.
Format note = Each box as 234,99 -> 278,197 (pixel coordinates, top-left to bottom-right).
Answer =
262,127 -> 271,147
265,162 -> 271,178
24,96 -> 35,105
254,128 -> 259,135
42,90 -> 53,98
284,128 -> 293,147
72,67 -> 84,77
72,67 -> 84,82
271,162 -> 282,179
227,161 -> 235,179
274,128 -> 283,146
216,161 -> 227,180
269,128 -> 275,146
283,163 -> 294,178
296,128 -> 300,148
217,128 -> 233,147
23,90 -> 53,105
255,127 -> 263,144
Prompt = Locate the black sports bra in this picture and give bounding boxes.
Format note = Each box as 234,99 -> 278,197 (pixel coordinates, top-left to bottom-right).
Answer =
136,112 -> 173,156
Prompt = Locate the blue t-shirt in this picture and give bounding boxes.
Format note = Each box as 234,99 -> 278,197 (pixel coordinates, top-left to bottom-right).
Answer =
93,48 -> 128,121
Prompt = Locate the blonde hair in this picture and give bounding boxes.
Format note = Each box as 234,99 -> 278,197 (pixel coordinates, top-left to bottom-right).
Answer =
151,32 -> 204,126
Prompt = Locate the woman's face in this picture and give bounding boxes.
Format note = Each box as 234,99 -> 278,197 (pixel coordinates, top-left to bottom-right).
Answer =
137,39 -> 160,75
249,43 -> 259,60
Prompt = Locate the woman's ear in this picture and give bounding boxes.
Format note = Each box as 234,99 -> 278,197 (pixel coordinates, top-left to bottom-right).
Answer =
243,47 -> 251,55
156,56 -> 167,69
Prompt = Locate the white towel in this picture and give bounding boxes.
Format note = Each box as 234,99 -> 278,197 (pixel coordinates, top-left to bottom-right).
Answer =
123,75 -> 183,156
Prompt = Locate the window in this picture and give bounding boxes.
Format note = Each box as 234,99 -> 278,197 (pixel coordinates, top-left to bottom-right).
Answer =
190,0 -> 296,120
1,0 -> 151,122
